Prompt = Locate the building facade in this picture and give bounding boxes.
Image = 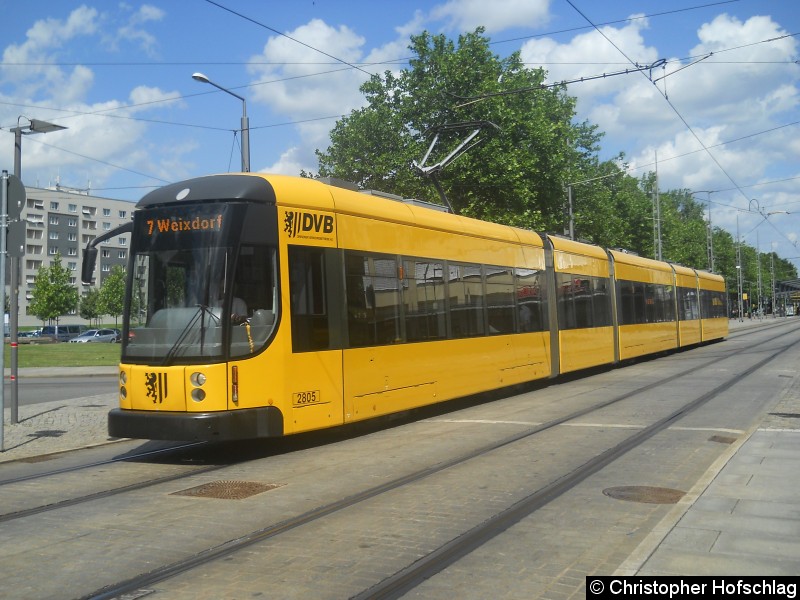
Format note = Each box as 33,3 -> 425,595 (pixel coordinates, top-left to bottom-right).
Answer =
18,185 -> 135,327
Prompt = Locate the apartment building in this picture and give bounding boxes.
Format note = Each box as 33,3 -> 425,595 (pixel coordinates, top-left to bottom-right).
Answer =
18,185 -> 135,327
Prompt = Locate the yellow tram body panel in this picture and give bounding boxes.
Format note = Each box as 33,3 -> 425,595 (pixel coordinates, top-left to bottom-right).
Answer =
123,363 -> 229,413
610,251 -> 674,285
550,237 -> 610,278
697,270 -> 729,341
549,237 -> 615,373
610,251 -> 679,359
270,175 -> 551,433
677,318 -> 702,348
672,264 -> 702,347
344,333 -> 550,423
558,327 -> 615,373
617,322 -> 678,360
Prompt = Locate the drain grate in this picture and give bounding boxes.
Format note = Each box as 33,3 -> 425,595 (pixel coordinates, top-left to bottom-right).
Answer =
171,480 -> 283,500
709,435 -> 738,444
603,486 -> 685,504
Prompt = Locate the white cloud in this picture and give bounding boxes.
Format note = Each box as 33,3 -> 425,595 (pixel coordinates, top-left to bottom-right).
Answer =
114,4 -> 166,57
430,0 -> 551,33
1,6 -> 99,100
258,146 -> 317,176
248,19 -> 369,118
520,12 -> 799,200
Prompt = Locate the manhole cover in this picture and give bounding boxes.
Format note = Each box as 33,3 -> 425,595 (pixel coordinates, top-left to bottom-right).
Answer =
171,480 -> 283,500
709,435 -> 738,444
603,486 -> 685,504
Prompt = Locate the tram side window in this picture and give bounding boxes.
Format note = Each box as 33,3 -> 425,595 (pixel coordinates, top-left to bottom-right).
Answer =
592,277 -> 612,327
449,263 -> 485,338
403,259 -> 446,342
678,287 -> 700,320
485,266 -> 515,334
701,289 -> 726,318
662,285 -> 676,321
619,280 -> 646,325
288,246 -> 330,352
619,280 -> 674,325
515,268 -> 547,332
345,252 -> 402,346
229,245 -> 277,358
556,273 -> 611,330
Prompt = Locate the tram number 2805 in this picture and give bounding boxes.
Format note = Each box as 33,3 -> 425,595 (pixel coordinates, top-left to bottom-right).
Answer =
292,390 -> 324,407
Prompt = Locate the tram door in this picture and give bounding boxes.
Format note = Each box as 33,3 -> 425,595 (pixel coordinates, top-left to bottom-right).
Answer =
285,245 -> 345,434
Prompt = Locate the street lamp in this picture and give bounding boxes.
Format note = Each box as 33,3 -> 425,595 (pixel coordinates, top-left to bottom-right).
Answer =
690,190 -> 716,272
736,214 -> 744,322
8,117 -> 67,425
192,72 -> 250,173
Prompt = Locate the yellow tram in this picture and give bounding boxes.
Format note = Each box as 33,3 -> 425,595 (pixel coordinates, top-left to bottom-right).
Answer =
81,174 -> 728,441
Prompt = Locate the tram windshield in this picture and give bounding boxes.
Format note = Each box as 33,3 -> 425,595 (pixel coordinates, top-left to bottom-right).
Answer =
121,203 -> 278,365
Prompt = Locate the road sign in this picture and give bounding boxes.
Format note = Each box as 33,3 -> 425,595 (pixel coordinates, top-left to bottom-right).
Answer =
7,219 -> 25,257
6,174 -> 25,220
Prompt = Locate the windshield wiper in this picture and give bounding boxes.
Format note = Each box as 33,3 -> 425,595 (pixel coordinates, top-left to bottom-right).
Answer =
161,304 -> 220,366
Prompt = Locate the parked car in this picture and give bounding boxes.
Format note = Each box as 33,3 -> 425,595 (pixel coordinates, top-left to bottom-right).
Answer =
18,330 -> 40,338
69,328 -> 119,343
40,324 -> 86,342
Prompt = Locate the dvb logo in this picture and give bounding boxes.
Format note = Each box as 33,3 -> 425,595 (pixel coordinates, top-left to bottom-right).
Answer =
284,211 -> 335,239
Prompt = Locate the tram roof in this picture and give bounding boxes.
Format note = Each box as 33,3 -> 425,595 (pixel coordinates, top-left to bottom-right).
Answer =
546,235 -> 609,260
607,249 -> 673,273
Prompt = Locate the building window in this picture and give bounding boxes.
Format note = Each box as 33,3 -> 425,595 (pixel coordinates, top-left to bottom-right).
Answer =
103,222 -> 111,230
48,246 -> 58,255
68,218 -> 77,227
102,264 -> 110,272
49,231 -> 59,240
118,250 -> 127,259
119,210 -> 127,218
102,249 -> 111,258
68,262 -> 77,271
119,237 -> 127,246
68,248 -> 77,256
68,233 -> 77,242
69,204 -> 77,213
49,216 -> 59,225
103,208 -> 111,216
50,201 -> 59,210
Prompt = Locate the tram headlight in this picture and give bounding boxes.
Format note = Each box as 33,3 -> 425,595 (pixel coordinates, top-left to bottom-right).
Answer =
119,371 -> 127,385
191,388 -> 206,402
120,386 -> 127,399
190,372 -> 207,387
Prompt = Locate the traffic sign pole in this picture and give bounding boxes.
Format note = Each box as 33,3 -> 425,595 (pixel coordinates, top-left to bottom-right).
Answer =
6,174 -> 24,425
0,172 -> 8,451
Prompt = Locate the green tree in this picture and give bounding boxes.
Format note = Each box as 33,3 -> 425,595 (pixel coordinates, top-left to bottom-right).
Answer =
79,288 -> 102,326
317,28 -> 602,231
28,254 -> 79,323
99,266 -> 126,326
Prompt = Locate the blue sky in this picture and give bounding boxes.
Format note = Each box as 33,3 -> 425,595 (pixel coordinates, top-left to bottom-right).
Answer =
1,0 -> 798,269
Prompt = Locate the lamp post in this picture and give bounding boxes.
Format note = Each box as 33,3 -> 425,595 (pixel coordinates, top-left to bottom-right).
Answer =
736,214 -> 744,322
8,117 -> 67,425
690,190 -> 716,272
192,73 -> 250,173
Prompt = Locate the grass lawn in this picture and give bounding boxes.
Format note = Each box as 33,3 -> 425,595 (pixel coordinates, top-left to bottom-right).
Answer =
4,342 -> 121,368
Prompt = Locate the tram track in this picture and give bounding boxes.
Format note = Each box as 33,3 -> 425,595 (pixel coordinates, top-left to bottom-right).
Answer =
78,323 -> 800,600
1,321 -> 795,532
0,441 -> 207,487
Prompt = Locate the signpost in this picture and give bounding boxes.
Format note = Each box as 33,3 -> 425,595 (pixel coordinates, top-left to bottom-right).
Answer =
0,171 -> 27,451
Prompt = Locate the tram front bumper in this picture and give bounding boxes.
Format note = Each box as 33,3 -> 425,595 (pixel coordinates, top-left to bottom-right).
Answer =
108,406 -> 284,441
